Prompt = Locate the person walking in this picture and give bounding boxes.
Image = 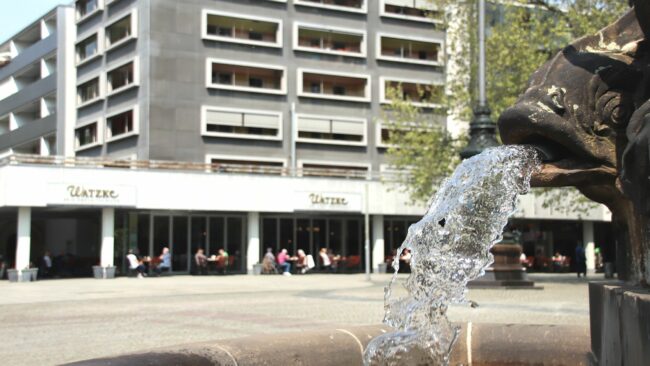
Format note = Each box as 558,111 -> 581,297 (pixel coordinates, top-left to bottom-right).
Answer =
194,248 -> 208,275
575,243 -> 587,278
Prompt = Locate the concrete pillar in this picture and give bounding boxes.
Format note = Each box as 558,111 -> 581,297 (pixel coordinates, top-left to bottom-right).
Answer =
247,212 -> 260,274
583,221 -> 595,272
372,215 -> 385,273
100,208 -> 115,267
15,207 -> 31,270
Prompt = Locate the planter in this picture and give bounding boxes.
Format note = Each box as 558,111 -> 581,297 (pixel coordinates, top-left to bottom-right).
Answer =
252,263 -> 263,276
7,268 -> 38,282
92,266 -> 116,279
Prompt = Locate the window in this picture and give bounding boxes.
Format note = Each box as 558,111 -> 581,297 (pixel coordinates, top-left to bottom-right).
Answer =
203,10 -> 282,48
208,156 -> 285,175
77,77 -> 101,106
202,106 -> 282,140
298,69 -> 370,102
76,0 -> 102,21
75,122 -> 100,150
106,108 -> 137,141
294,23 -> 366,57
296,114 -> 366,145
295,0 -> 367,13
380,0 -> 443,23
207,59 -> 287,95
107,60 -> 137,95
105,12 -> 136,50
76,33 -> 100,64
381,77 -> 443,108
300,162 -> 369,179
378,34 -> 443,66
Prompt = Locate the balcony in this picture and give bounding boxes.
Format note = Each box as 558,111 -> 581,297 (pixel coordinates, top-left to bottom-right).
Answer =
76,0 -> 103,23
203,11 -> 282,48
105,11 -> 137,52
76,33 -> 101,65
208,157 -> 285,175
77,76 -> 102,107
107,59 -> 138,96
294,23 -> 365,57
295,0 -> 366,13
202,106 -> 282,141
378,34 -> 442,66
207,59 -> 286,95
75,121 -> 101,151
106,107 -> 138,142
380,0 -> 442,23
296,114 -> 366,146
381,78 -> 443,108
298,69 -> 370,102
299,162 -> 369,179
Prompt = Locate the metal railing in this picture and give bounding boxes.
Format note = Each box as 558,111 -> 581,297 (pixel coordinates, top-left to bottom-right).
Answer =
0,153 -> 405,181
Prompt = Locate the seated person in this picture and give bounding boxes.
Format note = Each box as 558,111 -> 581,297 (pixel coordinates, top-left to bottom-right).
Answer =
154,247 -> 171,275
295,249 -> 309,274
215,249 -> 229,275
126,249 -> 146,278
262,248 -> 277,274
319,248 -> 332,272
194,248 -> 208,275
276,249 -> 291,275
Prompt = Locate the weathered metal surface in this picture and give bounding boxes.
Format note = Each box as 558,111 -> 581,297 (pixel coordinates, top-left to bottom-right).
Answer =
498,2 -> 650,284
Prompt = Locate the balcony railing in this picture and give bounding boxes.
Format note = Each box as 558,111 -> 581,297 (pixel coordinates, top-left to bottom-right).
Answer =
0,153 -> 402,181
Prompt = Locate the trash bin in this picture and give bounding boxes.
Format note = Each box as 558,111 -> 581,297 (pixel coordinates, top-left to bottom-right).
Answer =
93,266 -> 116,279
253,263 -> 263,275
377,263 -> 388,274
7,269 -> 36,282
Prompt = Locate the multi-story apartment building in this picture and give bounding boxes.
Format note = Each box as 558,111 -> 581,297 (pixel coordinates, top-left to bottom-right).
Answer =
0,0 -> 611,279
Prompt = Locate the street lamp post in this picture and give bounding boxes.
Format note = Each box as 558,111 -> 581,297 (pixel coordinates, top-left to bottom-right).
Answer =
460,0 -> 499,159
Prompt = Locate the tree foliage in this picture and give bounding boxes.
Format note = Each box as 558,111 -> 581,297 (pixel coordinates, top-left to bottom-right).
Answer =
384,0 -> 630,205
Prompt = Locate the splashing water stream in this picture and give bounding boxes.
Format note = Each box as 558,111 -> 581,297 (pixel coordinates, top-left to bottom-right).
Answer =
363,145 -> 541,365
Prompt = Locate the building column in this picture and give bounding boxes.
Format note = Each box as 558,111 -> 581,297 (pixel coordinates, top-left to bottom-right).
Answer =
247,212 -> 260,274
100,208 -> 115,268
372,215 -> 385,273
583,221 -> 595,273
15,207 -> 31,270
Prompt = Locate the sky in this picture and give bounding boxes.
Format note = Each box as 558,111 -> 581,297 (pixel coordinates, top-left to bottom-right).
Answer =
0,0 -> 69,45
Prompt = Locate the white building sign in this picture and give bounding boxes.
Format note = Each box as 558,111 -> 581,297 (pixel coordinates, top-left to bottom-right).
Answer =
48,183 -> 137,207
294,192 -> 362,212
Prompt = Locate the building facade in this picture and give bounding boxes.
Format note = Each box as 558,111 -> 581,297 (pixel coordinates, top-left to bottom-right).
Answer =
0,0 -> 611,278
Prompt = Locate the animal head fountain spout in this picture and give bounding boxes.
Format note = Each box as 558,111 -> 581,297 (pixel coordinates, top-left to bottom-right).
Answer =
498,1 -> 650,214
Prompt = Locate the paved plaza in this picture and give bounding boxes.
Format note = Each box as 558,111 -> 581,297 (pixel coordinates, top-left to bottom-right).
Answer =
0,273 -> 599,365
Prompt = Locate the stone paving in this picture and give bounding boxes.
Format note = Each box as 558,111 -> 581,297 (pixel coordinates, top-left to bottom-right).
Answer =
0,273 -> 600,365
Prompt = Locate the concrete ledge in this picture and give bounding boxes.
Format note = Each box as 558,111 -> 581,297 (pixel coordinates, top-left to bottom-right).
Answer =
590,282 -> 650,365
65,323 -> 591,366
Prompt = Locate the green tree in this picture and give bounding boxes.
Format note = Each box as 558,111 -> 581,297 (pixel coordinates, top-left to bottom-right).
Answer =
383,0 -> 629,205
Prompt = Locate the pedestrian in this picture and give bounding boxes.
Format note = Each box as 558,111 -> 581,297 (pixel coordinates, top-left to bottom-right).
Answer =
575,243 -> 587,278
194,248 -> 208,275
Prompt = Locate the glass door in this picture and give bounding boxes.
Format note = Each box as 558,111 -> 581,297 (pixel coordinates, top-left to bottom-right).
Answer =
172,216 -> 189,272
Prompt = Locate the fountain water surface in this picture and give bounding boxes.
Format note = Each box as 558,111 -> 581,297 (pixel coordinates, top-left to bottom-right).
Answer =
364,145 -> 541,365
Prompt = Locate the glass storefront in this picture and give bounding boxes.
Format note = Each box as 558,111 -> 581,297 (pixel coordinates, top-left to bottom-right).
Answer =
115,211 -> 246,275
260,214 -> 364,272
